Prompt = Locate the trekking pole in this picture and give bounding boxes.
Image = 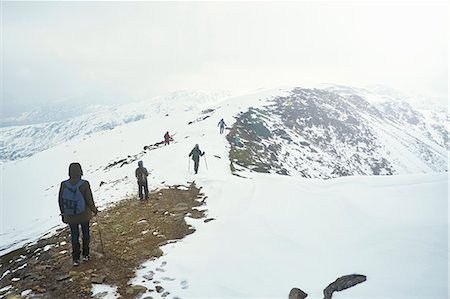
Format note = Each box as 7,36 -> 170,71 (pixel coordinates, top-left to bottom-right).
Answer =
95,215 -> 105,255
204,155 -> 208,170
188,157 -> 191,173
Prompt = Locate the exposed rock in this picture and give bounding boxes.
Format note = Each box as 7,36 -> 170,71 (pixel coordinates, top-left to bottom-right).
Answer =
155,285 -> 164,293
323,274 -> 366,299
204,218 -> 215,223
55,274 -> 70,281
289,288 -> 308,299
91,275 -> 106,284
151,248 -> 163,257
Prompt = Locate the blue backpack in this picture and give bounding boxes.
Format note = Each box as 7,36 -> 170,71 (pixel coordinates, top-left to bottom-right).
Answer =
62,179 -> 86,215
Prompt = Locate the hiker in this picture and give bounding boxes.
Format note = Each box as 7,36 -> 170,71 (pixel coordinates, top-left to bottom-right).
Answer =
218,118 -> 226,134
189,144 -> 205,174
233,134 -> 242,147
58,162 -> 98,266
135,160 -> 149,200
164,131 -> 171,146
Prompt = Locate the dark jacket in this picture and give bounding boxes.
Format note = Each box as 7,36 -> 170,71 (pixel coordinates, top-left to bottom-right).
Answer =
135,166 -> 149,183
189,146 -> 204,161
58,179 -> 97,224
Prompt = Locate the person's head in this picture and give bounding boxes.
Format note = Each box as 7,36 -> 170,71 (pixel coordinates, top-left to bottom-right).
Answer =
138,160 -> 143,167
69,163 -> 83,179
195,144 -> 199,148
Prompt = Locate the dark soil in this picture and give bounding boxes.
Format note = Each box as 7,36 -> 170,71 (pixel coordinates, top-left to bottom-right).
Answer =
0,183 -> 208,299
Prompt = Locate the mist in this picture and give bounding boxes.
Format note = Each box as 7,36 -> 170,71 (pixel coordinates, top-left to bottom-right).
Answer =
2,1 -> 448,114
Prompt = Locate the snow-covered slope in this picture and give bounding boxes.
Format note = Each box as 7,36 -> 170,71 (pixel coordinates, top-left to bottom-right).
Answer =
0,90 -> 230,162
0,87 -> 448,298
228,87 -> 448,178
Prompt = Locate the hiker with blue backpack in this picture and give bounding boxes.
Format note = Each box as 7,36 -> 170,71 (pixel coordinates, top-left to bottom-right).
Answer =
59,162 -> 98,266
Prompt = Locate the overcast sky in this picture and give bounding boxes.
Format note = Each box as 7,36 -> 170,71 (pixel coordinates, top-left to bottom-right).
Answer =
2,1 -> 449,108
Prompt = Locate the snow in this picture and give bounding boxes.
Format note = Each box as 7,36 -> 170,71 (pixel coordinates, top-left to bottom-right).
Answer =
0,87 -> 448,298
91,284 -> 119,299
132,173 -> 448,299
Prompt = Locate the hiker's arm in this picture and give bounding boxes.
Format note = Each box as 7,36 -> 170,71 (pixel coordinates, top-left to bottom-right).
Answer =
58,183 -> 66,223
83,182 -> 98,214
58,183 -> 64,215
135,169 -> 138,178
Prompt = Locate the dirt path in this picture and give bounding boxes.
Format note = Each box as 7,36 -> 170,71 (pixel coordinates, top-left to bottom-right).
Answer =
0,183 -> 211,299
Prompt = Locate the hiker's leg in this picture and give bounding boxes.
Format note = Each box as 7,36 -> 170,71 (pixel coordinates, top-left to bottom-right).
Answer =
138,182 -> 143,200
144,181 -> 149,199
69,223 -> 81,261
194,160 -> 199,173
81,222 -> 90,257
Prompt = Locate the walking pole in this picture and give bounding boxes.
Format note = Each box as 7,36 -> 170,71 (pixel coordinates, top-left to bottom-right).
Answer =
188,157 -> 191,173
95,215 -> 105,255
203,155 -> 208,170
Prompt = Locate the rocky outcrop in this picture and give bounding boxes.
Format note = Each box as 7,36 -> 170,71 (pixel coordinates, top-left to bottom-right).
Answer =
323,274 -> 366,299
289,287 -> 308,299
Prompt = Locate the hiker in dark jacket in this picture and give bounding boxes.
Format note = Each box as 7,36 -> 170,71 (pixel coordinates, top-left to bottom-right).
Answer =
135,160 -> 149,200
58,162 -> 98,266
218,118 -> 226,134
189,144 -> 205,174
164,131 -> 171,146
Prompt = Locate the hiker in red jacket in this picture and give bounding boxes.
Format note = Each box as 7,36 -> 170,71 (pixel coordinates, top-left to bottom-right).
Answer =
58,162 -> 98,266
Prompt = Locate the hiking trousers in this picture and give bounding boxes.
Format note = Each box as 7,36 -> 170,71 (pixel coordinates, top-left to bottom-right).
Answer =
138,181 -> 149,200
69,222 -> 90,260
193,159 -> 200,174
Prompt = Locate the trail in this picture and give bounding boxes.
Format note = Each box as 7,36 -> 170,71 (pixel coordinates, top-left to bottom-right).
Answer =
0,183 -> 210,299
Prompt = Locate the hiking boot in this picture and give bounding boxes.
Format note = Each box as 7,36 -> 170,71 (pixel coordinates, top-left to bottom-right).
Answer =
73,259 -> 80,266
82,255 -> 90,262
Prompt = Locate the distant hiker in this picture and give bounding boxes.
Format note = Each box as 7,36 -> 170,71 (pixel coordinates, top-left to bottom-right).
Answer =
218,118 -> 226,134
189,144 -> 205,174
58,162 -> 98,266
233,134 -> 242,147
135,160 -> 149,200
164,131 -> 171,146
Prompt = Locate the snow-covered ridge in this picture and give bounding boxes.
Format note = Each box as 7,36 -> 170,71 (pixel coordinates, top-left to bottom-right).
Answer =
0,90 -> 231,162
0,86 -> 447,298
228,87 -> 449,178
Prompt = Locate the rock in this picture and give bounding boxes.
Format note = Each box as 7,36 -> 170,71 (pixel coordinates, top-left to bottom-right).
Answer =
289,288 -> 308,299
155,285 -> 164,293
323,274 -> 366,299
151,248 -> 163,257
69,271 -> 78,277
142,297 -> 154,299
126,285 -> 147,295
162,291 -> 170,297
204,218 -> 215,223
56,274 -> 70,281
91,275 -> 106,284
143,273 -> 154,280
32,285 -> 46,293
5,295 -> 22,299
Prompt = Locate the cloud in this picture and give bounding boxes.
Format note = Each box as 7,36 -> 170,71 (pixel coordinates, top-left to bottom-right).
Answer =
2,1 -> 448,108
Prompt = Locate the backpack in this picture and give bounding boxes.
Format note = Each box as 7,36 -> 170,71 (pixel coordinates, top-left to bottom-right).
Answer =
62,179 -> 86,215
137,167 -> 147,182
